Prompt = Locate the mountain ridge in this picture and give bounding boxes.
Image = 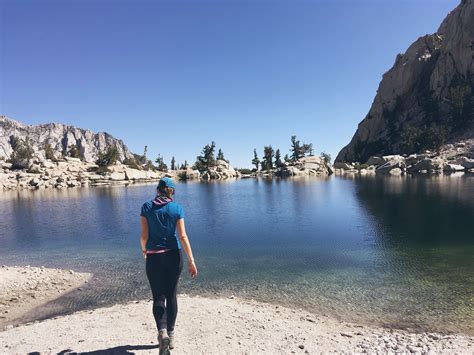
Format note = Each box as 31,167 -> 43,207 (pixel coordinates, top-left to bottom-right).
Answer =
0,115 -> 134,163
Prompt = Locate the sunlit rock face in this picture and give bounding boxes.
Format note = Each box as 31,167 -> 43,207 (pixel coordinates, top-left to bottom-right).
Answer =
336,0 -> 474,163
0,116 -> 133,163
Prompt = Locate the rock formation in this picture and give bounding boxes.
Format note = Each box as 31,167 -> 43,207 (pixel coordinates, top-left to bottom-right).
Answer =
0,116 -> 133,163
336,0 -> 474,163
200,159 -> 240,180
278,156 -> 333,177
0,158 -> 165,191
333,138 -> 474,175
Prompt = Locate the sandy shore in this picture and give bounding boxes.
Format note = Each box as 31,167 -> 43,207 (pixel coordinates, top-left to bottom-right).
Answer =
0,265 -> 91,330
1,267 -> 473,354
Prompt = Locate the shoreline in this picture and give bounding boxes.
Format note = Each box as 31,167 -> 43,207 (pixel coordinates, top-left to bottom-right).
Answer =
1,267 -> 473,353
0,265 -> 91,331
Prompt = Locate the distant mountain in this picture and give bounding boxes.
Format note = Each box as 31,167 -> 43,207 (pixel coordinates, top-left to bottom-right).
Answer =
336,0 -> 474,163
0,116 -> 134,163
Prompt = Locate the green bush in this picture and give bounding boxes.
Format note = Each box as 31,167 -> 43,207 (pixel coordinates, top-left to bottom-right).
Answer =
123,157 -> 141,169
9,136 -> 34,169
67,143 -> 83,159
96,146 -> 119,170
44,142 -> 57,161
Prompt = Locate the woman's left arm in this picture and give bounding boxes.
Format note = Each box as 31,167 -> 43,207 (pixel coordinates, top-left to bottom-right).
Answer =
140,216 -> 149,259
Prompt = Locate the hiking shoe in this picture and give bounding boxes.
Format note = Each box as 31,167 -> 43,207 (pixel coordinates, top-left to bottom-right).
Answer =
158,330 -> 170,355
169,334 -> 175,349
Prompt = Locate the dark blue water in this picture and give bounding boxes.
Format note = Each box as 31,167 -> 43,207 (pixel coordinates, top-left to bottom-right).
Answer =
1,175 -> 473,334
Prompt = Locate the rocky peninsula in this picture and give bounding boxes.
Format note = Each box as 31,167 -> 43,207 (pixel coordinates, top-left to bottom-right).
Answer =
0,116 -> 241,191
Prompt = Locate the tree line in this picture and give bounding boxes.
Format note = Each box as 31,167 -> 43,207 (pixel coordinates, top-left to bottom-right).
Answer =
251,135 -> 330,171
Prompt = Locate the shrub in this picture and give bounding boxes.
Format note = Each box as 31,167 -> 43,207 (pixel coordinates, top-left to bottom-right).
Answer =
123,157 -> 141,169
67,143 -> 83,159
320,152 -> 332,164
96,146 -> 119,171
44,142 -> 57,161
9,136 -> 34,169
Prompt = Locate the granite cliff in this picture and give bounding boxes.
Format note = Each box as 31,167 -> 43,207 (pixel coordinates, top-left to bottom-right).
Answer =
336,0 -> 474,163
0,115 -> 133,163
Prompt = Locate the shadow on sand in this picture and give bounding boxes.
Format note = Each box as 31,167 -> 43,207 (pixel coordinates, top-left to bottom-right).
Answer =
28,344 -> 159,355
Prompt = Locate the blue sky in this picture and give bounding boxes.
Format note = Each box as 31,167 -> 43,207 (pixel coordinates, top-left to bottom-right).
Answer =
1,0 -> 459,168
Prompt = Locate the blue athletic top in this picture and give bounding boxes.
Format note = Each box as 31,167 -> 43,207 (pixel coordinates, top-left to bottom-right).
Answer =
140,200 -> 184,250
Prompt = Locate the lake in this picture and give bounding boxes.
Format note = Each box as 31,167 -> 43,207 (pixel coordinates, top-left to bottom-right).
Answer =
1,175 -> 473,334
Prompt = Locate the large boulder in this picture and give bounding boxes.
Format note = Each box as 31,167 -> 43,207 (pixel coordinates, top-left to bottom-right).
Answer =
376,158 -> 406,174
125,168 -> 147,180
110,172 -> 126,181
279,166 -> 303,177
366,156 -> 384,166
455,156 -> 474,169
409,157 -> 445,172
333,162 -> 352,170
443,163 -> 465,172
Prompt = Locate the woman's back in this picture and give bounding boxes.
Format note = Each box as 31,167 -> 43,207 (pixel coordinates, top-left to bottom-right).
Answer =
141,200 -> 185,250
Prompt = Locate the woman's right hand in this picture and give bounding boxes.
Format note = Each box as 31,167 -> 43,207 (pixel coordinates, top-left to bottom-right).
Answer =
188,261 -> 198,278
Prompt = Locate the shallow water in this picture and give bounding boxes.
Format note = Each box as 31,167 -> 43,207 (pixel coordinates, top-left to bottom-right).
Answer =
1,175 -> 473,334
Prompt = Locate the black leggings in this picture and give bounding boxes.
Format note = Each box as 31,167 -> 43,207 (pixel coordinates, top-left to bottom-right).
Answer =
146,249 -> 183,333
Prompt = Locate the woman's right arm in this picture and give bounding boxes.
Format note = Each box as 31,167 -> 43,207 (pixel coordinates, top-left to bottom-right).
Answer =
177,218 -> 198,278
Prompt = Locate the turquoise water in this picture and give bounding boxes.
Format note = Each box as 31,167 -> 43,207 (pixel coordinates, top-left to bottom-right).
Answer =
0,175 -> 473,334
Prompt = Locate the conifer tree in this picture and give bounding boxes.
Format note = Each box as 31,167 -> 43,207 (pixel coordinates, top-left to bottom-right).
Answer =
194,141 -> 217,172
274,149 -> 283,168
290,135 -> 304,162
251,149 -> 260,171
262,145 -> 274,171
155,154 -> 168,171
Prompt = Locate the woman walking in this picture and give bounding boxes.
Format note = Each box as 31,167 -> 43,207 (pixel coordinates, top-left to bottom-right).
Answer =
140,177 -> 198,354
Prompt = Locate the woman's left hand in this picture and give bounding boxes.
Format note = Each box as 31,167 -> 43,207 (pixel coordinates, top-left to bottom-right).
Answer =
188,261 -> 198,278
142,250 -> 147,259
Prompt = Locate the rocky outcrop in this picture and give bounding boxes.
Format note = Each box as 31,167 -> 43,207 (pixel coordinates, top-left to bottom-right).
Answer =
0,116 -> 133,163
334,138 -> 474,176
277,156 -> 333,177
0,159 -> 165,191
200,159 -> 240,180
336,0 -> 474,163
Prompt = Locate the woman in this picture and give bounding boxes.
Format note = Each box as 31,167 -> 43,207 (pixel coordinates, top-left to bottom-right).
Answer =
140,177 -> 198,354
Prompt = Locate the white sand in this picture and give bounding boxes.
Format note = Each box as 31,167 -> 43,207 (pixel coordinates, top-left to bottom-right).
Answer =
0,265 -> 91,330
1,267 -> 473,354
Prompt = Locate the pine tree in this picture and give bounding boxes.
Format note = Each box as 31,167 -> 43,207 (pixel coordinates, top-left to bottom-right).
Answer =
67,144 -> 82,159
320,152 -> 331,164
274,149 -> 283,168
251,149 -> 260,171
262,145 -> 274,171
290,135 -> 304,162
217,148 -> 224,161
194,141 -> 217,172
9,137 -> 34,169
155,155 -> 168,171
171,156 -> 176,170
44,142 -> 56,161
96,146 -> 119,168
303,143 -> 314,156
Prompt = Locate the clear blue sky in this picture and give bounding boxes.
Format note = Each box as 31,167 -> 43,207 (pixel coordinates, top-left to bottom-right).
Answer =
1,0 -> 460,168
